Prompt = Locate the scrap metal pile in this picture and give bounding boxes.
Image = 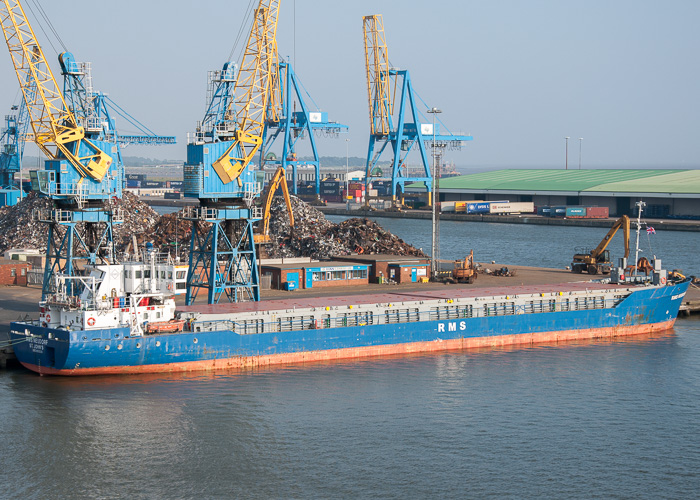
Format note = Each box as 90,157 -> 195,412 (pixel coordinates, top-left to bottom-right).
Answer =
265,196 -> 426,259
0,192 -> 162,255
0,193 -> 423,261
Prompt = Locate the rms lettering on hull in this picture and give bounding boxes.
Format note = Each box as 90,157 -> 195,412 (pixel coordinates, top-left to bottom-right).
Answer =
437,321 -> 467,333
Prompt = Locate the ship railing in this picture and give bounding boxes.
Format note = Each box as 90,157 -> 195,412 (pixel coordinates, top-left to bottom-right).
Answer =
190,319 -> 236,333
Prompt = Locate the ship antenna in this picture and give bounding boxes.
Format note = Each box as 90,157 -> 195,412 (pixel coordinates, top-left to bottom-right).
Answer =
633,200 -> 646,277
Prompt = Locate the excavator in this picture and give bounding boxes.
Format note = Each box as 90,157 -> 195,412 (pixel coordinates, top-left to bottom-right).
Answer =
452,250 -> 478,283
571,215 -> 630,275
254,166 -> 294,244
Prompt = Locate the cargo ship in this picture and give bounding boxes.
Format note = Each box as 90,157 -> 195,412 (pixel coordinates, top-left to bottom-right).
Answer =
8,248 -> 690,376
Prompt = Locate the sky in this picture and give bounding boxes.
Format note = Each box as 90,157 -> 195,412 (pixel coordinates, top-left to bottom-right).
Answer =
1,0 -> 699,171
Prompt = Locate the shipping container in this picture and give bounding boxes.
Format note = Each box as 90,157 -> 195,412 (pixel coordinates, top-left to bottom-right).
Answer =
126,174 -> 146,181
348,182 -> 365,191
467,202 -> 491,214
489,202 -> 535,214
170,180 -> 184,188
441,201 -> 456,213
455,202 -> 467,213
566,206 -> 587,217
143,180 -> 164,188
552,206 -> 567,217
126,180 -> 141,189
537,205 -> 551,216
584,206 -> 609,219
164,192 -> 181,199
322,195 -> 343,203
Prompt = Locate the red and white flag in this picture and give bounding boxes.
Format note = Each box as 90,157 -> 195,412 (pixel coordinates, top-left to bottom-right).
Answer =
647,226 -> 656,235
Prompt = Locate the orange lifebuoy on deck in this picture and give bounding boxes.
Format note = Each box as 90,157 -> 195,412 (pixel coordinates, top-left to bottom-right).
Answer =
87,317 -> 96,327
661,277 -> 667,285
45,314 -> 51,323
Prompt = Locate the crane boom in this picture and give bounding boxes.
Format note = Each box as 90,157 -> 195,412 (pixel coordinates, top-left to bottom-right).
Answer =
363,15 -> 392,136
212,0 -> 280,185
571,215 -> 630,274
0,0 -> 112,182
592,215 -> 630,259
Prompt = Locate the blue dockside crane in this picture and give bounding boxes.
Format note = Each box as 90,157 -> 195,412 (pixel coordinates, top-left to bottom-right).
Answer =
0,0 -> 174,299
0,45 -> 37,206
0,96 -> 31,205
183,0 -> 280,305
261,57 -> 348,197
362,15 -> 472,207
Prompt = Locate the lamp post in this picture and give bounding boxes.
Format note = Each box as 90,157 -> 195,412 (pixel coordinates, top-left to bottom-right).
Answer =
578,137 -> 583,169
565,136 -> 570,170
345,138 -> 350,210
427,107 -> 442,279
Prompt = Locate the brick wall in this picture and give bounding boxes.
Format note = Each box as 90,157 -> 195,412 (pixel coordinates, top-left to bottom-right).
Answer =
0,261 -> 32,286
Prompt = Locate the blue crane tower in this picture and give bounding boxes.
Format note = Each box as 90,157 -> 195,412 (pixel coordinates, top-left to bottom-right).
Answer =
0,97 -> 30,206
261,57 -> 348,197
183,0 -> 280,305
362,15 -> 472,207
0,45 -> 37,206
0,0 -> 174,299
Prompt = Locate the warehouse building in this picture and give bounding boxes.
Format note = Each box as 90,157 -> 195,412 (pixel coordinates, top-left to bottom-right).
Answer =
410,169 -> 700,218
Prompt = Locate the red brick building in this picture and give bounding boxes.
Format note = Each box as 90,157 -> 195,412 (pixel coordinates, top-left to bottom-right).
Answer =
0,259 -> 32,286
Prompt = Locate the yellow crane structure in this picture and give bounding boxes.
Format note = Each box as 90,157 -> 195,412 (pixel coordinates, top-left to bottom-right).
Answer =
0,0 -> 112,183
571,215 -> 630,275
363,14 -> 393,137
211,0 -> 280,185
254,166 -> 294,245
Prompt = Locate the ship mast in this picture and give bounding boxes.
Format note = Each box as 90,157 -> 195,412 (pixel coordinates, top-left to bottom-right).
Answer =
633,200 -> 646,276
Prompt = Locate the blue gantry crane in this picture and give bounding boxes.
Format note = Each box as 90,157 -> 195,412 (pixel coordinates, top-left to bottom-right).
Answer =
183,0 -> 280,305
362,14 -> 472,206
0,97 -> 31,205
261,57 -> 348,197
0,0 -> 174,299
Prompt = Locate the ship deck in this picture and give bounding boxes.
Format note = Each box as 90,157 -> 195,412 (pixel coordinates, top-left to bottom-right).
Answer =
178,281 -> 633,315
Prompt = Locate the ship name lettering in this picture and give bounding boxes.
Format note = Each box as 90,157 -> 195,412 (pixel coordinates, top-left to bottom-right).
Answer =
460,321 -> 466,331
671,293 -> 685,301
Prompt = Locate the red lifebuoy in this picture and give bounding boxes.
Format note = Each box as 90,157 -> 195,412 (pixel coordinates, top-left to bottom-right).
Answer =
661,277 -> 667,285
45,314 -> 51,323
87,317 -> 96,327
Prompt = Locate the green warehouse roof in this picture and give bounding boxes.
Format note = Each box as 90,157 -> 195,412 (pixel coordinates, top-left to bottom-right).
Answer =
408,169 -> 700,194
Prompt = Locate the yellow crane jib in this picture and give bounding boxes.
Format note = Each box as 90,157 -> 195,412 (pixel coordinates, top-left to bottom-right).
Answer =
0,0 -> 112,183
212,131 -> 263,186
212,0 -> 280,186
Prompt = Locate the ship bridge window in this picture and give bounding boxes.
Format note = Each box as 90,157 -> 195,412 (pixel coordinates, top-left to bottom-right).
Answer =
176,282 -> 186,290
144,270 -> 151,279
135,270 -> 142,279
176,271 -> 186,279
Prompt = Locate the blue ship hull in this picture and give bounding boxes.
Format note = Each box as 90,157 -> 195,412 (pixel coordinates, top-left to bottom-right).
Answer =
9,281 -> 690,375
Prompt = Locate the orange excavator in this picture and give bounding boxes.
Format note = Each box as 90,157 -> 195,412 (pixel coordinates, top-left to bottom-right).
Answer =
254,166 -> 294,244
571,215 -> 630,275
